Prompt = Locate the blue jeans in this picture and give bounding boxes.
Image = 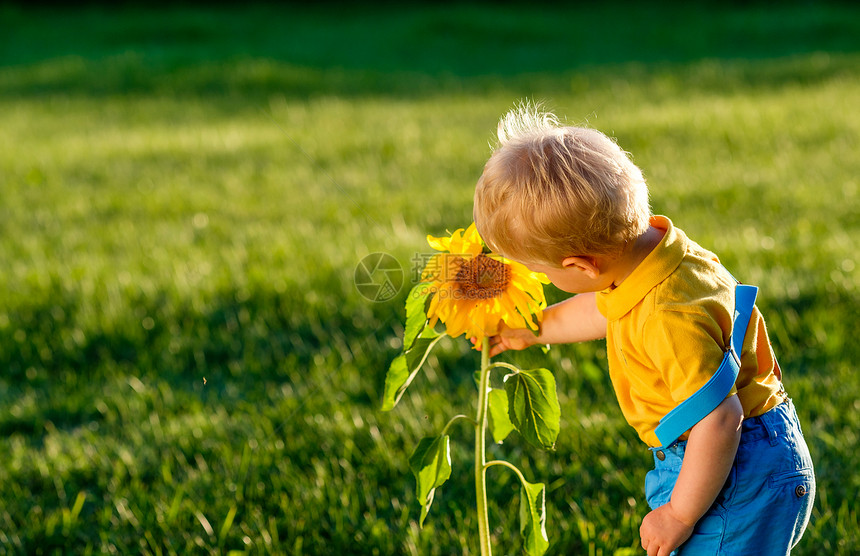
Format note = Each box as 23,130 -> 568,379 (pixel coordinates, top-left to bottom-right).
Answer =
645,399 -> 815,555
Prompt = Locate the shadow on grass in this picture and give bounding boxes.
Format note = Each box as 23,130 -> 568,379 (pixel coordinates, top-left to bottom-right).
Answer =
1,3 -> 859,100
0,272 -> 854,554
0,271 -> 494,553
0,280 -> 389,425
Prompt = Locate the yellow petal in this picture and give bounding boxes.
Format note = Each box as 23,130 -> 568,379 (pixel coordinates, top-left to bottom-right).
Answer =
505,286 -> 539,330
445,303 -> 470,338
427,233 -> 453,252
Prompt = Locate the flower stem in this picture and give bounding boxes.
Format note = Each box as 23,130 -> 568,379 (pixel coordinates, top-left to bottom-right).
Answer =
484,459 -> 528,487
475,337 -> 492,556
487,361 -> 520,374
440,414 -> 477,436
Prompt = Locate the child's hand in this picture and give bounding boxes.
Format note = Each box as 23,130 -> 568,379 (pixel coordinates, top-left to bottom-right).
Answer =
472,323 -> 538,357
639,502 -> 694,556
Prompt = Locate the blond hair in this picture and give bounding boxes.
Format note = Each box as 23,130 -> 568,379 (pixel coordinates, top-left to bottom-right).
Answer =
473,103 -> 651,267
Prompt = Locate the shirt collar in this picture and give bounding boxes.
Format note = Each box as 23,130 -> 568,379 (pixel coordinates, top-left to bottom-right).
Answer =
596,216 -> 685,321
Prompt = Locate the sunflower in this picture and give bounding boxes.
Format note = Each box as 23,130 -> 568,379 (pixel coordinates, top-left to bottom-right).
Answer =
421,223 -> 549,345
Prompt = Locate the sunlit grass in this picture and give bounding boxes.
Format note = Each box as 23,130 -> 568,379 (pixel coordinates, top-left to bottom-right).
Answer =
1,3 -> 858,554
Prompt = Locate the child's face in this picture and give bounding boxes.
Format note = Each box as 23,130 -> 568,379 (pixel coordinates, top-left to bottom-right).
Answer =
521,259 -> 612,294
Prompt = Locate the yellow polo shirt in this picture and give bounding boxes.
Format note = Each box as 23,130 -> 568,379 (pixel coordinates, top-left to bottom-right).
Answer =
595,216 -> 784,447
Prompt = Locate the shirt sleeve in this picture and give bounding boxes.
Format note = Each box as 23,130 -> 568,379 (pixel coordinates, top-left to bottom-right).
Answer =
643,308 -> 736,404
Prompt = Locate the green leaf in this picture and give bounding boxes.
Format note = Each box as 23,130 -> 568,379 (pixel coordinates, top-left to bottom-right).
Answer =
488,388 -> 515,443
504,368 -> 560,450
403,283 -> 433,351
409,435 -> 452,527
382,353 -> 409,411
381,327 -> 442,411
382,354 -> 409,412
519,479 -> 549,556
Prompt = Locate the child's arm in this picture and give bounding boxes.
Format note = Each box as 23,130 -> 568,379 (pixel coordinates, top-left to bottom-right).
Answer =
639,394 -> 744,556
482,292 -> 606,356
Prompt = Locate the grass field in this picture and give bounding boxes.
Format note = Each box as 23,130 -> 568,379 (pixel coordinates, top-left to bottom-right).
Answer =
1,2 -> 859,554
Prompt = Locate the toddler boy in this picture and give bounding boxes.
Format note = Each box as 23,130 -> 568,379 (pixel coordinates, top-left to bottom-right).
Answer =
473,105 -> 815,555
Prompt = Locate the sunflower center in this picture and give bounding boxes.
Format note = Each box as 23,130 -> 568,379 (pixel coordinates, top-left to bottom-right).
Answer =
454,254 -> 511,299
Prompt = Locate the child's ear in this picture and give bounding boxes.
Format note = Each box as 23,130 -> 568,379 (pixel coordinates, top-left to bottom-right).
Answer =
561,256 -> 600,278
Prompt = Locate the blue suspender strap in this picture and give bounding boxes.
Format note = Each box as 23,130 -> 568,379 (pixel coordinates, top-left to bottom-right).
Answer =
653,284 -> 759,449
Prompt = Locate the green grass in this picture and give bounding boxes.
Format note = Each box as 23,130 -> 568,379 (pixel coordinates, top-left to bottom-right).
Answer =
1,2 -> 858,554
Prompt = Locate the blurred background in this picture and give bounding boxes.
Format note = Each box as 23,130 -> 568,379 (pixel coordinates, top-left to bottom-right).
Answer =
1,1 -> 858,554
